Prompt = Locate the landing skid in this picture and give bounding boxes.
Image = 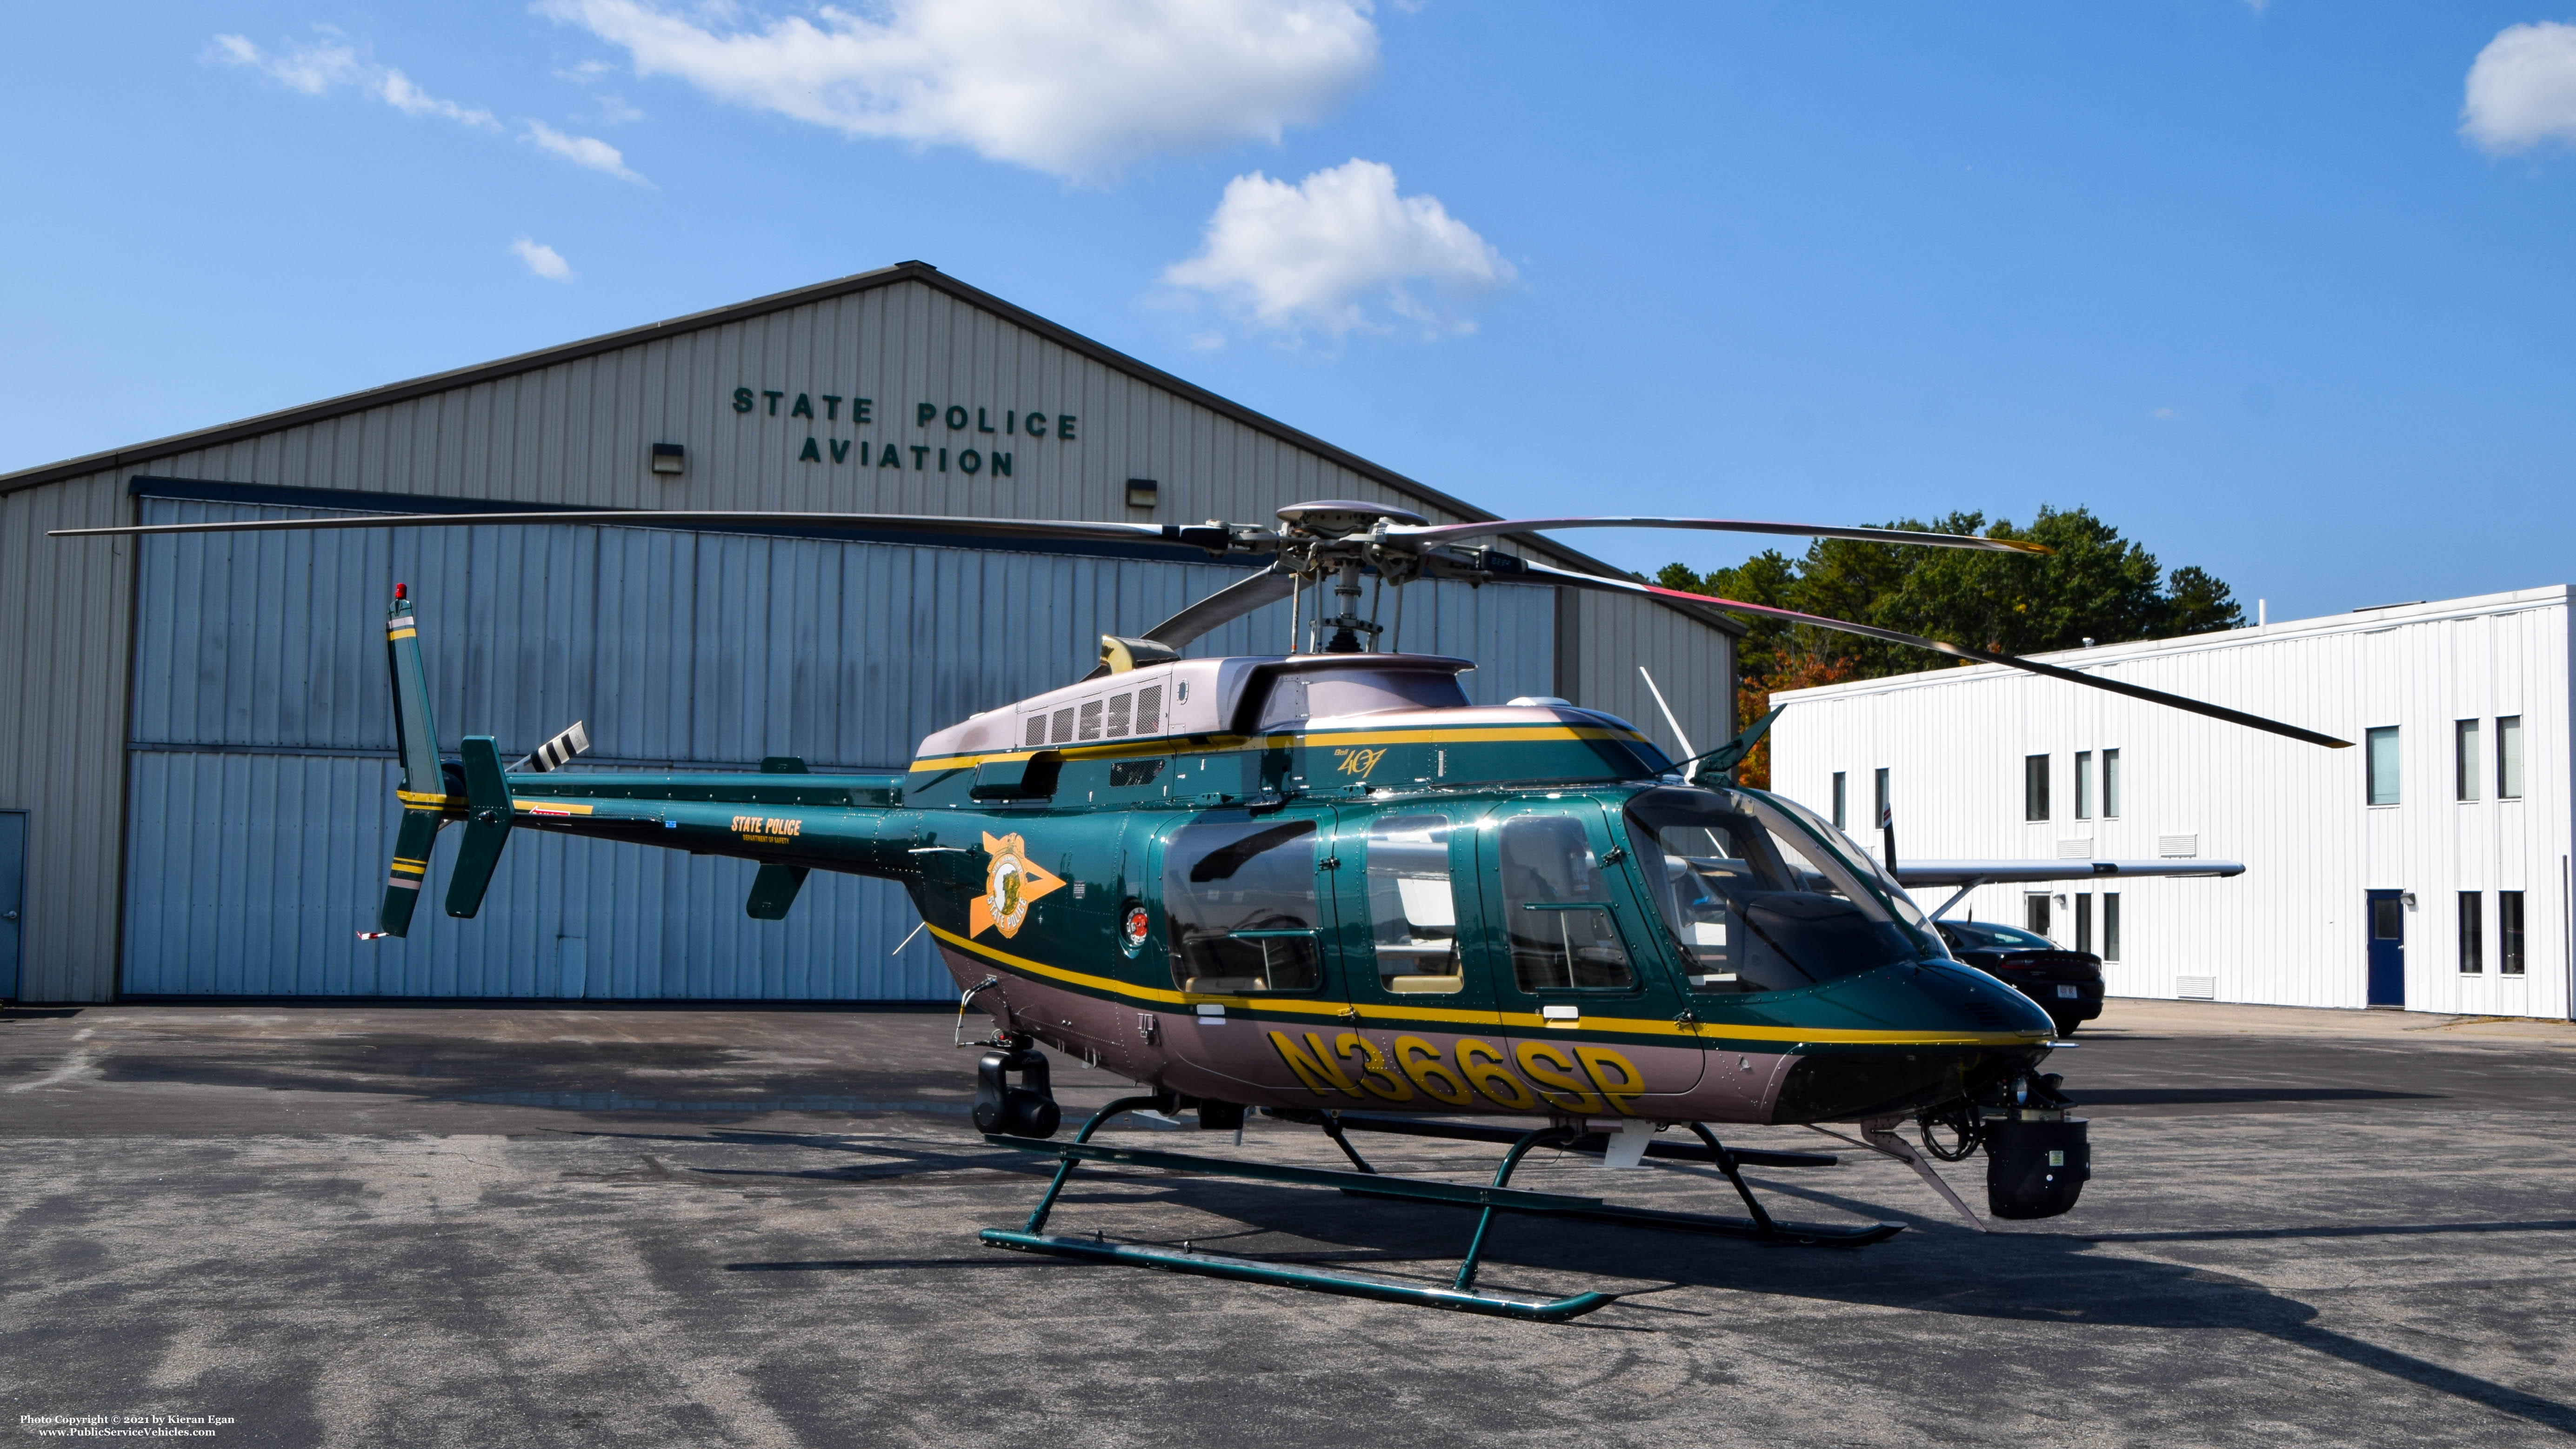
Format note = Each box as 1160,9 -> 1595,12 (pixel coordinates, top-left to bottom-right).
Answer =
978,1100 -> 1901,1322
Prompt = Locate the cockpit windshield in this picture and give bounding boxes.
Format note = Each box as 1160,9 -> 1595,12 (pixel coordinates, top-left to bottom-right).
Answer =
1624,787 -> 1935,995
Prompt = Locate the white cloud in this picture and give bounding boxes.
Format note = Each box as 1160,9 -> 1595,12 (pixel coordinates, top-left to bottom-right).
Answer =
1161,158 -> 1515,339
510,236 -> 575,280
535,0 -> 1378,180
524,120 -> 650,183
2462,21 -> 2576,153
211,31 -> 498,129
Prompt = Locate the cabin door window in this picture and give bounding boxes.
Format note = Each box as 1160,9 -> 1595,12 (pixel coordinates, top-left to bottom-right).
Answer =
1161,816 -> 1326,995
1477,803 -> 1704,1105
1496,814 -> 1635,992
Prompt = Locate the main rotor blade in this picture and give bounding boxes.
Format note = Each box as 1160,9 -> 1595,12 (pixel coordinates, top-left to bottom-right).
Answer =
50,508 -> 1241,552
1523,561 -> 2351,749
1389,516 -> 2051,554
1141,563 -> 1299,648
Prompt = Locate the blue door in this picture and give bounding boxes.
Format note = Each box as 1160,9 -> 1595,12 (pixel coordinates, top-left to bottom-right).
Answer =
0,811 -> 23,1000
2366,889 -> 2405,1007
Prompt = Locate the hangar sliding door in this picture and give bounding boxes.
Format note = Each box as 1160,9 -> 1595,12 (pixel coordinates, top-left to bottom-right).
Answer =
119,488 -> 1556,999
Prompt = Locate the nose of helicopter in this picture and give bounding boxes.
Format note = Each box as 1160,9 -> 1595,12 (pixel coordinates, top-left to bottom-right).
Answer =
1763,956 -> 2057,1124
1905,955 -> 2063,1039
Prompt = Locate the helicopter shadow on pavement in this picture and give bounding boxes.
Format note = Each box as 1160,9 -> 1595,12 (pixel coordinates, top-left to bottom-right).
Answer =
996,1160 -> 2576,1436
611,1122 -> 2576,1434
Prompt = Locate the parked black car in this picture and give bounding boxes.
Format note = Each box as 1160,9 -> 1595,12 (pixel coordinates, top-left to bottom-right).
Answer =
1933,919 -> 2102,1036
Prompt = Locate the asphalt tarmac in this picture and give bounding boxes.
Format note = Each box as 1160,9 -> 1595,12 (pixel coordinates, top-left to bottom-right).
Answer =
3,998 -> 2571,1448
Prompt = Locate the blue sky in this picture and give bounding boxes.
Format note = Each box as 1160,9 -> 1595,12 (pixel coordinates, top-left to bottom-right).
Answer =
4,2 -> 2572,621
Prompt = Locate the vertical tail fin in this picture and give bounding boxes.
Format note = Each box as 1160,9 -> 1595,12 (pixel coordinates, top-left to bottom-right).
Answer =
378,587 -> 448,938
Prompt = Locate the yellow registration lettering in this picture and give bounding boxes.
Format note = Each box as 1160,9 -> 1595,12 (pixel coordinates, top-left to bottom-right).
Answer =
1267,1031 -> 1363,1098
1514,1041 -> 1606,1114
1334,1033 -> 1414,1103
1573,1046 -> 1646,1116
1394,1035 -> 1473,1106
1455,1039 -> 1537,1111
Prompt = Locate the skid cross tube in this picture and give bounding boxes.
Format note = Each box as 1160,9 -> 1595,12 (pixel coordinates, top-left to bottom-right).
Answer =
978,1103 -> 1903,1322
1454,1126 -> 1573,1292
1272,1109 -> 1842,1170
981,1102 -> 1615,1321
1290,1111 -> 1902,1247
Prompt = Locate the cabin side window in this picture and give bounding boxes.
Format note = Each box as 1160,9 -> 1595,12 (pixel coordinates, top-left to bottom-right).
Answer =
1163,818 -> 1323,995
1364,814 -> 1462,995
1496,815 -> 1635,992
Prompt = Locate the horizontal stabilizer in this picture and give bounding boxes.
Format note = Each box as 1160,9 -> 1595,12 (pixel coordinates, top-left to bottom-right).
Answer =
512,720 -> 590,774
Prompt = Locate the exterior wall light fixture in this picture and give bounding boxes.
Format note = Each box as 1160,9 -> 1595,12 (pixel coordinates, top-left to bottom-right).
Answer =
1126,478 -> 1159,509
650,443 -> 687,476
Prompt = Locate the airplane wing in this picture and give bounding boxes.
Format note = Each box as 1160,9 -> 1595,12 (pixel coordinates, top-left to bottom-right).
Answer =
1894,860 -> 2245,887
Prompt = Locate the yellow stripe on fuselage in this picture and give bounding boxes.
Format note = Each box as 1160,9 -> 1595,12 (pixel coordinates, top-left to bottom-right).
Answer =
924,924 -> 2046,1048
909,723 -> 1648,774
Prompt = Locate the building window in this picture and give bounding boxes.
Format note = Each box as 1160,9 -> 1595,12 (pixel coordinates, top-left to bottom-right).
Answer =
1873,767 -> 1890,830
2103,748 -> 2122,818
2075,892 -> 2094,955
2024,755 -> 2049,822
2455,720 -> 2481,802
2366,727 -> 2400,806
2103,893 -> 2121,961
2498,716 -> 2523,800
1831,772 -> 1847,830
2501,891 -> 2526,975
2458,891 -> 2483,974
2025,893 -> 2051,939
2075,751 -> 2093,820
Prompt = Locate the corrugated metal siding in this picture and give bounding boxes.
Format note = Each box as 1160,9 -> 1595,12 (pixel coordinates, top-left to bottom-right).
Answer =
0,470 -> 132,1002
4,271 -> 1730,1001
123,280 -> 1485,542
1769,590 -> 2574,1020
122,500 -> 1554,997
1562,588 -> 1736,761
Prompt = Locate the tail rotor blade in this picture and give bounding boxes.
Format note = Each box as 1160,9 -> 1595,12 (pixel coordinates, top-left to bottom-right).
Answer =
513,720 -> 591,774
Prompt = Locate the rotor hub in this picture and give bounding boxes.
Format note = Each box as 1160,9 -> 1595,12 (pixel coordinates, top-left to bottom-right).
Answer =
1275,499 -> 1427,540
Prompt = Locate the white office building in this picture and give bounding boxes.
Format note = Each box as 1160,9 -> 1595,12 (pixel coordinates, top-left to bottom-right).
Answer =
1769,587 -> 2572,1020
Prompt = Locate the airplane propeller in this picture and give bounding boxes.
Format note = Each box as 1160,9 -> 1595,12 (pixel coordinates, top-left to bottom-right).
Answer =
52,497 -> 2347,748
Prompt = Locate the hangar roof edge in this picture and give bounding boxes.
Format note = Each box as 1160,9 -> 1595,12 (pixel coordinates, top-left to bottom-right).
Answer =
0,260 -> 1743,639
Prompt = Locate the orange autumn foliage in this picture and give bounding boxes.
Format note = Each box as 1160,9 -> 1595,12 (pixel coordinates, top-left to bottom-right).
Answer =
1731,655 -> 1855,790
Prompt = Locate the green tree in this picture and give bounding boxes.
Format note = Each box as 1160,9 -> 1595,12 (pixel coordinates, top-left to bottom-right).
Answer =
1658,506 -> 2245,784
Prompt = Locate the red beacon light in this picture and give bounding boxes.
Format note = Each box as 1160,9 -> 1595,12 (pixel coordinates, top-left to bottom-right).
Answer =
394,583 -> 407,600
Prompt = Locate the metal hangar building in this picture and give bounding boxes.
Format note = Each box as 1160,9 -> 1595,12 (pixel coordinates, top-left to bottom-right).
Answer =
1770,587 -> 2572,1021
0,262 -> 1741,1004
